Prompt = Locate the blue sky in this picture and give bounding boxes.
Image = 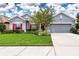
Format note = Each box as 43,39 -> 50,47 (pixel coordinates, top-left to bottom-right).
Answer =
0,3 -> 79,18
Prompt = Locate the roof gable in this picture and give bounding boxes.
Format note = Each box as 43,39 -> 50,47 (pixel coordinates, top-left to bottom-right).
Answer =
21,14 -> 32,17
9,16 -> 24,22
54,12 -> 75,21
21,14 -> 32,20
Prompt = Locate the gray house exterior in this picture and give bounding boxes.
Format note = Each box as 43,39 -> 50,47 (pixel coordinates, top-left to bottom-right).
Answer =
49,12 -> 75,33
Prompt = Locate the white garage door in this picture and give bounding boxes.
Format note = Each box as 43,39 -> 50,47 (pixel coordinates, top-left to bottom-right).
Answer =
50,24 -> 72,33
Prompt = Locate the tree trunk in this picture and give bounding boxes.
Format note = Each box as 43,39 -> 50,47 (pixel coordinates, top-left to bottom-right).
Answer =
38,24 -> 41,32
38,24 -> 42,35
36,24 -> 39,30
45,26 -> 48,33
44,23 -> 48,33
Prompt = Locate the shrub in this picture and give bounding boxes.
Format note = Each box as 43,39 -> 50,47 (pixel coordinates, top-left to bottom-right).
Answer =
1,30 -> 24,34
32,31 -> 50,36
27,29 -> 37,31
2,30 -> 13,34
0,23 -> 6,32
14,30 -> 23,33
70,27 -> 77,34
75,23 -> 79,29
8,30 -> 14,33
39,31 -> 50,36
32,31 -> 38,35
25,29 -> 37,34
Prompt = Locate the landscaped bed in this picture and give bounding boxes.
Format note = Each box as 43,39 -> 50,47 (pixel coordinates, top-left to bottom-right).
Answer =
0,33 -> 52,46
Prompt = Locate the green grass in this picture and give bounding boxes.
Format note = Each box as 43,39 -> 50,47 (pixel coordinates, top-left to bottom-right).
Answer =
0,33 -> 52,46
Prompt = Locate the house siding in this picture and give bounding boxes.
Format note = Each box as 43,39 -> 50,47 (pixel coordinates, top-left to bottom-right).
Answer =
52,13 -> 75,25
49,13 -> 75,33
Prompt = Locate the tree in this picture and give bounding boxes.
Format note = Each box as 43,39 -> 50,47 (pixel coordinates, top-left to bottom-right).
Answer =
70,12 -> 79,34
76,12 -> 79,22
76,12 -> 79,33
32,10 -> 43,32
32,6 -> 55,33
40,6 -> 54,32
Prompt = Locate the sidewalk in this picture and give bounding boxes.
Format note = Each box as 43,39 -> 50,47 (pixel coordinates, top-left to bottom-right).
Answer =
0,46 -> 55,56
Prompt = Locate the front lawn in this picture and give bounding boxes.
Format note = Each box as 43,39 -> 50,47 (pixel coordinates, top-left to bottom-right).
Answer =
0,33 -> 52,46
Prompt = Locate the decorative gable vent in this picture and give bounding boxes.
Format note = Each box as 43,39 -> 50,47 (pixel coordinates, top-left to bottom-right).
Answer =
60,14 -> 62,19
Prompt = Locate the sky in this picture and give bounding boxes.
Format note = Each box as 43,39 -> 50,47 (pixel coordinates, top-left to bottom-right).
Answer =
0,3 -> 79,18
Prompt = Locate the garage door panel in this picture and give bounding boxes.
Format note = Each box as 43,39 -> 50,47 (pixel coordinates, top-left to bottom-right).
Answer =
50,24 -> 71,33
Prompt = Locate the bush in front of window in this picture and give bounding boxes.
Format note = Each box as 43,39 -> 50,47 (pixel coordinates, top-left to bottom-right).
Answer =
15,29 -> 23,33
70,27 -> 77,34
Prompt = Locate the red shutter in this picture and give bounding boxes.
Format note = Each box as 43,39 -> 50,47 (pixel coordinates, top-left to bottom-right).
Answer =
20,24 -> 22,31
13,24 -> 16,31
30,24 -> 32,31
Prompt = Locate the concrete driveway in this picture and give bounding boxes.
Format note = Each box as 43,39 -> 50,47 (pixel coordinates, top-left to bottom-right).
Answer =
51,33 -> 79,56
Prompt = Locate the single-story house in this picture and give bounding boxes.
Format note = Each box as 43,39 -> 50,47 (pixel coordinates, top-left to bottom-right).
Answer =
9,14 -> 33,32
0,12 -> 76,33
0,14 -> 32,32
49,12 -> 75,33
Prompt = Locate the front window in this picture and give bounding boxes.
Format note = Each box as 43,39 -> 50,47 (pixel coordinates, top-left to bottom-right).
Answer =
16,24 -> 20,29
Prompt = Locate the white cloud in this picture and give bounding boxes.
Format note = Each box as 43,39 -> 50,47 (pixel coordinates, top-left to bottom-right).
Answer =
7,3 -> 15,9
0,3 -> 79,18
0,7 -> 5,11
60,7 -> 65,11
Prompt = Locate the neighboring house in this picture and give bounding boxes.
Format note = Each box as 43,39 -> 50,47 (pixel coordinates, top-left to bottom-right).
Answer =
0,15 -> 10,31
49,12 -> 75,33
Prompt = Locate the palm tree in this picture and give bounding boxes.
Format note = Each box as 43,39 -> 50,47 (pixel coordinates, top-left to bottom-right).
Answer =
40,6 -> 54,32
32,11 -> 43,32
32,6 -> 55,33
